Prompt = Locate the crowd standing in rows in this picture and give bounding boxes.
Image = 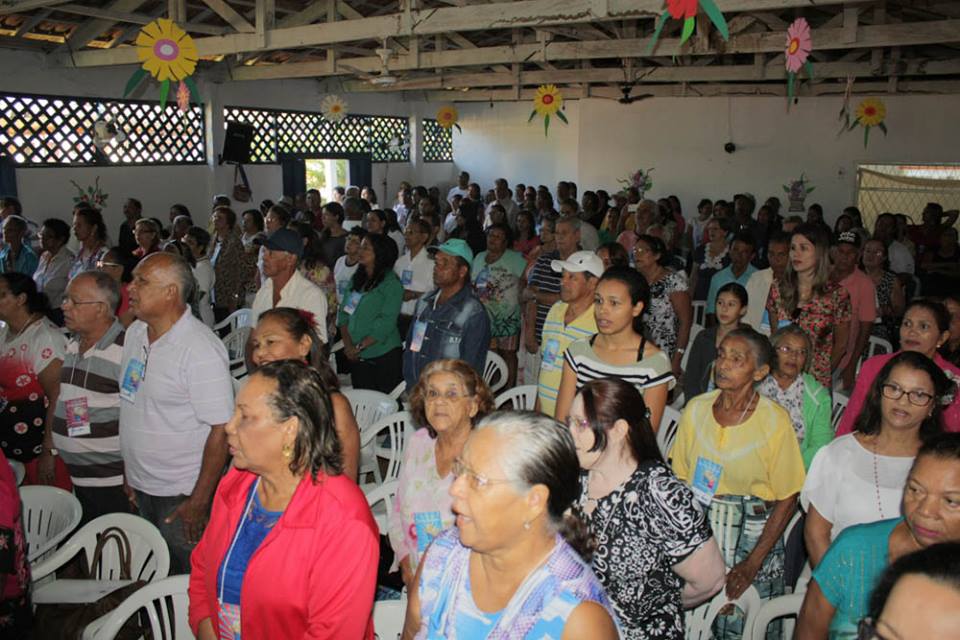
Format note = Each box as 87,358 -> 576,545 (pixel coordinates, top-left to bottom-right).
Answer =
0,180 -> 959,639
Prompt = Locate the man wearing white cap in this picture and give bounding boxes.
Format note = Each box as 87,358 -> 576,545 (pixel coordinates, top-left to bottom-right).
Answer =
535,251 -> 602,416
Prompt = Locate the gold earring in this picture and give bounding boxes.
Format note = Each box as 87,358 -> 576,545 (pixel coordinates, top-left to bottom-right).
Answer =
523,520 -> 531,531
282,443 -> 293,459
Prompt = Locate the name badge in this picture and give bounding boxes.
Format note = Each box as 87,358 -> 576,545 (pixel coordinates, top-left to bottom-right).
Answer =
65,397 -> 92,437
343,292 -> 362,315
409,320 -> 428,353
541,338 -> 561,371
692,456 -> 723,507
401,269 -> 414,286
119,358 -> 146,403
474,268 -> 490,291
414,511 -> 443,553
337,280 -> 350,302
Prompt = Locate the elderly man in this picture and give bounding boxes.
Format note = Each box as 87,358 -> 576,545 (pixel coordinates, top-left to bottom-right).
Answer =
52,271 -> 127,524
119,252 -> 233,573
616,199 -> 656,254
402,238 -> 490,390
535,251 -> 601,416
486,178 -> 518,228
447,171 -> 470,205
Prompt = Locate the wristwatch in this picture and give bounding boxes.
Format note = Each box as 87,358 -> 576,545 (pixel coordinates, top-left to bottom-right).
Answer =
676,347 -> 686,355
44,447 -> 59,457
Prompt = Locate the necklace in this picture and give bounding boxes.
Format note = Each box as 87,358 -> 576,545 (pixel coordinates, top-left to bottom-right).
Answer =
7,314 -> 40,342
871,440 -> 886,519
715,390 -> 757,425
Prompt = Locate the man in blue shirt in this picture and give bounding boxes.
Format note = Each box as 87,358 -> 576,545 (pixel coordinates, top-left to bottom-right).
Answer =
705,232 -> 757,325
402,238 -> 491,389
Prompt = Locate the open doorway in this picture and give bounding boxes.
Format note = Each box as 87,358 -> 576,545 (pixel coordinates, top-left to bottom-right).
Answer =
305,158 -> 349,203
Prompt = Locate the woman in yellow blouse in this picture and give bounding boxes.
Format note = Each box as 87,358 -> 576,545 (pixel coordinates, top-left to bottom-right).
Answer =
670,326 -> 805,639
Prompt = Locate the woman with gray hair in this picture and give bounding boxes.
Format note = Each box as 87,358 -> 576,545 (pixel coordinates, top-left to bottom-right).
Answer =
756,323 -> 832,470
402,411 -> 620,639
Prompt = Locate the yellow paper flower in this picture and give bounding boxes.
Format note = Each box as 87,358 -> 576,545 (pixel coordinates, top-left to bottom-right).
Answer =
321,95 -> 348,123
135,19 -> 198,82
436,105 -> 459,130
856,98 -> 886,127
533,85 -> 563,117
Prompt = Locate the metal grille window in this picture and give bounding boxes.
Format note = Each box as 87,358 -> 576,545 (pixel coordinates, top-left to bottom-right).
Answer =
0,92 -> 205,166
857,164 -> 960,229
223,106 -> 410,164
422,118 -> 453,162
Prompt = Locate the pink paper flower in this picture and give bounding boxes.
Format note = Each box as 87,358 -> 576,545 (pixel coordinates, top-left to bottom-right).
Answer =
785,18 -> 812,73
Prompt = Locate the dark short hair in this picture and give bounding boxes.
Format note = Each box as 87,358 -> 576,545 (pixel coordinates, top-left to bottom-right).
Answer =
868,541 -> 960,622
254,360 -> 343,480
1,196 -> 22,216
75,207 -> 108,242
731,231 -> 757,251
717,282 -> 748,307
214,206 -> 237,228
409,359 -> 494,435
635,234 -> 669,266
42,218 -> 71,244
242,209 -> 264,232
170,203 -> 189,218
322,202 -> 345,224
486,222 -> 514,245
406,218 -> 430,236
266,205 -> 290,226
596,242 -> 629,270
185,226 -> 211,253
578,378 -> 662,465
346,226 -> 367,241
767,230 -> 791,249
904,298 -> 950,334
0,272 -> 49,314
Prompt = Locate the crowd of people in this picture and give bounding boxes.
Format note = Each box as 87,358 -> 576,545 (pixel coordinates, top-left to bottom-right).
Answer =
0,178 -> 959,639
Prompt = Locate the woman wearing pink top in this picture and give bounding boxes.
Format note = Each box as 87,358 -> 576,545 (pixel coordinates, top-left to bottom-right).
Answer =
837,299 -> 960,436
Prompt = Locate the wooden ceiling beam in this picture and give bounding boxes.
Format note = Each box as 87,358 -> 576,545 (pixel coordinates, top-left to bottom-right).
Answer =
0,0 -> 73,15
48,3 -> 226,35
58,0 -> 148,50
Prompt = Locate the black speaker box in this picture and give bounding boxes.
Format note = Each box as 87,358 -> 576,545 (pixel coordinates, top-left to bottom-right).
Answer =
221,121 -> 255,164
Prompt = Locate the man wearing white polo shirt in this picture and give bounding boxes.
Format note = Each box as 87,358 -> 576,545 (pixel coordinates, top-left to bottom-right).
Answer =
119,252 -> 233,573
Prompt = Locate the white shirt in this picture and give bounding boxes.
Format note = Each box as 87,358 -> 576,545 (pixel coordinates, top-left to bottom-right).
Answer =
118,310 -> 234,496
393,246 -> 435,316
887,240 -> 915,275
744,268 -> 774,335
33,247 -> 74,309
342,219 -> 361,232
251,270 -> 329,343
192,257 -> 215,327
447,185 -> 468,204
334,256 -> 359,305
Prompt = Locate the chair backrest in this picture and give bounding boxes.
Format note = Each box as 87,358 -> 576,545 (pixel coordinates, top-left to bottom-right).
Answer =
8,459 -> 24,486
365,479 -> 400,535
858,335 -> 893,374
82,574 -> 192,640
746,592 -> 805,640
831,393 -> 849,433
359,411 -> 410,485
19,485 -> 82,563
220,325 -> 252,367
495,385 -> 538,410
692,301 -> 706,326
682,323 -> 704,371
212,308 -> 253,333
71,513 -> 170,582
686,585 -> 763,640
656,406 -> 682,460
342,388 -> 397,430
388,380 -> 406,402
483,351 -> 509,394
373,597 -> 407,640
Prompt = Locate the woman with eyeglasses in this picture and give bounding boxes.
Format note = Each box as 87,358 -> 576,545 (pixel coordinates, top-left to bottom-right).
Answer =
633,235 -> 692,378
389,360 -> 495,589
796,432 -> 960,639
132,218 -> 162,261
802,351 -> 948,572
861,238 -> 905,345
766,223 -> 851,390
568,378 -> 725,639
401,411 -> 620,639
837,299 -> 960,436
757,324 -> 832,470
96,247 -> 136,327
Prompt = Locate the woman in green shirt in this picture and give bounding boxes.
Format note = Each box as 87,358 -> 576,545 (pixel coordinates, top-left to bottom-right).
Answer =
337,233 -> 404,393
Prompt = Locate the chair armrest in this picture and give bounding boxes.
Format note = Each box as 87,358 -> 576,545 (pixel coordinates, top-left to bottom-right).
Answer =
30,537 -> 87,583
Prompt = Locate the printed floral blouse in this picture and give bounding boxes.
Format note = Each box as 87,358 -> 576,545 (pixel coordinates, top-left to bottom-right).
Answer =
766,280 -> 852,389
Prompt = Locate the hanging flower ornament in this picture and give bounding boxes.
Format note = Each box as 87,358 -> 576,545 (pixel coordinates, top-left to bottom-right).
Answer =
849,98 -> 887,147
528,85 -> 567,136
122,18 -> 200,111
784,18 -> 814,107
436,105 -> 461,132
647,0 -> 729,54
320,95 -> 349,123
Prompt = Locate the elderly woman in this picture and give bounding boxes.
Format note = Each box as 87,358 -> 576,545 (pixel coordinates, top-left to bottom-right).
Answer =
250,307 -> 360,482
796,433 -> 960,639
0,273 -> 70,488
389,359 -> 495,587
209,206 -> 253,323
569,379 -> 725,639
188,361 -> 378,639
33,218 -> 74,322
670,327 -> 806,639
633,235 -> 692,377
337,233 -> 403,393
756,324 -> 832,470
555,267 -> 674,430
802,352 -> 949,569
402,411 -> 620,639
69,207 -> 109,280
837,299 -> 960,435
132,218 -> 161,261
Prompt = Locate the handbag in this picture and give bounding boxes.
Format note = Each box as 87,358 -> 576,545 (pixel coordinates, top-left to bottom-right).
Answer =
33,527 -> 151,640
232,163 -> 252,202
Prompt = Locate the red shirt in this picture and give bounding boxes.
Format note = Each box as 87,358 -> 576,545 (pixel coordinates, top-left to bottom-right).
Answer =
189,467 -> 379,639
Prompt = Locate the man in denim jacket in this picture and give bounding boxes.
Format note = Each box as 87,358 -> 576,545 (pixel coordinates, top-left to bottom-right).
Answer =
403,239 -> 491,389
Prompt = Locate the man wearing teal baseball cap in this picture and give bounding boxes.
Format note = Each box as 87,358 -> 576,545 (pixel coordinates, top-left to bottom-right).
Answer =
402,238 -> 491,387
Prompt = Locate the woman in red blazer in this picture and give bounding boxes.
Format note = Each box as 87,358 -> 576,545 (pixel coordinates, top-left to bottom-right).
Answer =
188,361 -> 379,639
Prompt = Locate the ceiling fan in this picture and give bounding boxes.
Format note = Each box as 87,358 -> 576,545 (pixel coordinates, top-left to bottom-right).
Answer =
340,38 -> 400,86
617,83 -> 655,104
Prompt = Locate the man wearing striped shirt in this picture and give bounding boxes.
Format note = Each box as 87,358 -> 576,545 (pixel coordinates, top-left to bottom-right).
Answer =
52,271 -> 127,524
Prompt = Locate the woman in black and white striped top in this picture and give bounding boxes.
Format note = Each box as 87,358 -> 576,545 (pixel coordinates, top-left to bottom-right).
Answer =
554,266 -> 674,430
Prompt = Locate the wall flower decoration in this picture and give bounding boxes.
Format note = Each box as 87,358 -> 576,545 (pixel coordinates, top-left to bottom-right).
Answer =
436,105 -> 461,132
785,17 -> 814,106
618,168 -> 655,198
320,95 -> 349,123
647,0 -> 729,54
123,18 -> 199,111
840,97 -> 887,147
528,85 -> 567,136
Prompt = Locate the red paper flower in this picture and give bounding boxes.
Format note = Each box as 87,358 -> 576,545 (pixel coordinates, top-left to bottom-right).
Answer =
667,0 -> 699,20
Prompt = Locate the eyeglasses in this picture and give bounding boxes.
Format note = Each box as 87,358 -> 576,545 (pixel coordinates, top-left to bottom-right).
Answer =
96,261 -> 122,269
776,345 -> 808,358
857,617 -> 900,640
451,458 -> 512,491
425,389 -> 470,402
881,382 -> 935,407
565,416 -> 591,432
63,298 -> 104,308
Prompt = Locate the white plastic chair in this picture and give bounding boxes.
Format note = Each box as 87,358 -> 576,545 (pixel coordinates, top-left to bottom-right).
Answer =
31,513 -> 170,601
373,596 -> 407,640
831,392 -> 848,433
857,335 -> 893,374
343,388 -> 397,430
686,584 -> 764,640
682,323 -> 704,371
19,485 -> 82,564
212,308 -> 254,333
365,479 -> 399,535
495,385 -> 538,410
692,301 -> 707,326
483,351 -> 509,394
747,592 -> 804,640
388,380 -> 406,402
657,406 -> 682,460
82,574 -> 192,640
8,459 -> 25,486
359,411 -> 409,488
221,325 -> 252,371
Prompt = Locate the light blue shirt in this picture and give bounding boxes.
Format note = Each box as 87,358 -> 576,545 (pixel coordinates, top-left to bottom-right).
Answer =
706,263 -> 757,314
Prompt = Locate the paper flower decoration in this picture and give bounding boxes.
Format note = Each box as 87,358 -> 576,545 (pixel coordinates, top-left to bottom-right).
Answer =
648,0 -> 729,53
782,174 -> 815,212
320,95 -> 348,123
618,168 -> 655,196
436,105 -> 461,132
122,18 -> 199,111
528,85 -> 568,136
785,18 -> 814,106
853,98 -> 887,147
70,177 -> 109,210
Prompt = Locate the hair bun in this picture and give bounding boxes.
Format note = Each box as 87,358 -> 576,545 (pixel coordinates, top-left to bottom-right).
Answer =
558,510 -> 596,562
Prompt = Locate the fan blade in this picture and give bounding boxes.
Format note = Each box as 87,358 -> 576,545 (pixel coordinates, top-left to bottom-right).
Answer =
338,63 -> 376,81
